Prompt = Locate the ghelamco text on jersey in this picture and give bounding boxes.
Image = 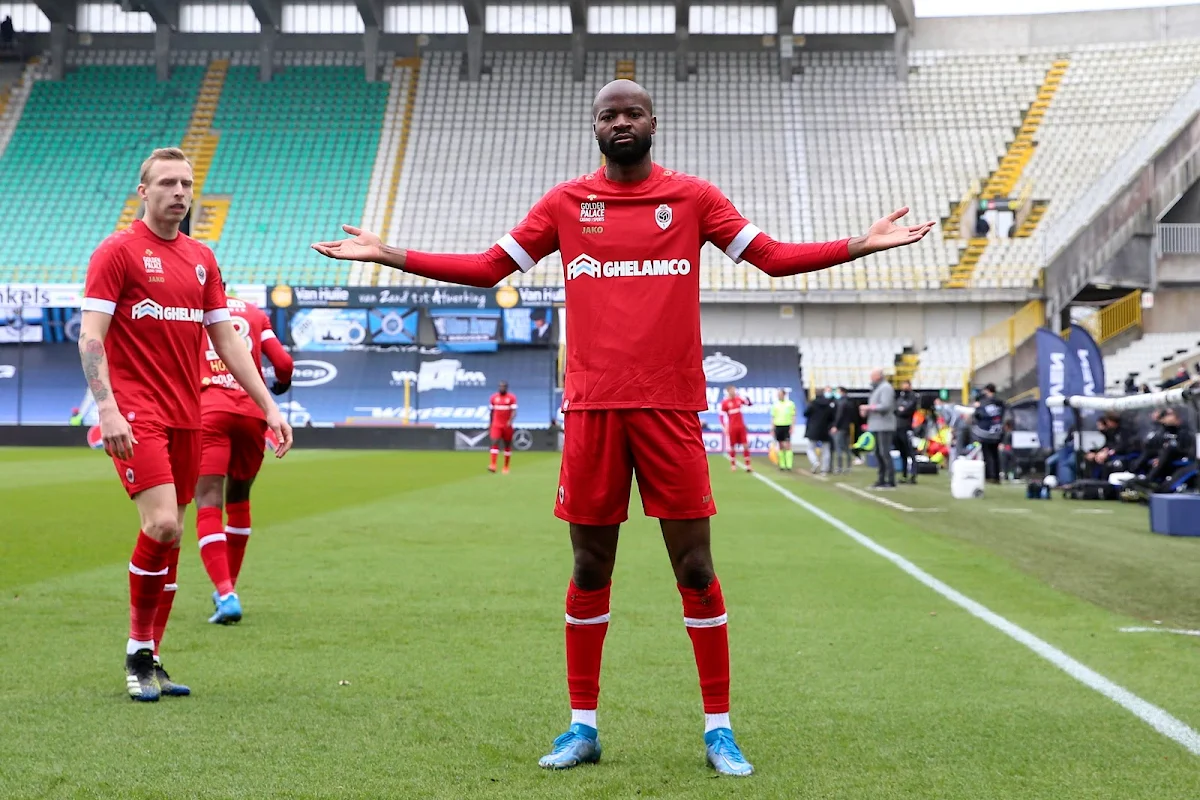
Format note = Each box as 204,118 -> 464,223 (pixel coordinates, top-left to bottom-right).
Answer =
566,254 -> 692,280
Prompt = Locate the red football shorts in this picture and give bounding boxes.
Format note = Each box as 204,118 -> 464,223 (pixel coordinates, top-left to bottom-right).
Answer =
200,410 -> 268,481
111,420 -> 201,505
490,425 -> 515,444
727,426 -> 748,446
555,409 -> 716,526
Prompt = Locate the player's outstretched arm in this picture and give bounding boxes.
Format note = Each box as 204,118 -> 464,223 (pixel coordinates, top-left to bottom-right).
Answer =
78,311 -> 136,459
209,321 -> 294,457
312,225 -> 516,289
745,208 -> 935,277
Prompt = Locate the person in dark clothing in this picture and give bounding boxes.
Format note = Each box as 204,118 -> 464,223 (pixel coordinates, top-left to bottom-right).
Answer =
893,380 -> 919,483
1128,408 -> 1195,493
830,387 -> 854,474
1123,375 -> 1137,395
1,16 -> 15,46
1162,367 -> 1190,389
1085,412 -> 1137,478
805,387 -> 836,474
971,383 -> 1005,483
1140,383 -> 1152,394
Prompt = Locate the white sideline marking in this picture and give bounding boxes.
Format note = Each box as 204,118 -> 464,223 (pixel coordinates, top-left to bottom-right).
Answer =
836,482 -> 944,513
1073,509 -> 1114,515
753,472 -> 1200,756
1120,627 -> 1200,638
992,508 -> 1033,514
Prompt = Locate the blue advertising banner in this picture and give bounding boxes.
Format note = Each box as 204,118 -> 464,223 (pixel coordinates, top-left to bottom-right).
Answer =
430,309 -> 501,353
1067,324 -> 1106,431
1035,327 -> 1077,449
699,346 -> 804,432
502,307 -> 554,345
367,307 -> 419,345
289,308 -> 369,351
0,344 -> 89,425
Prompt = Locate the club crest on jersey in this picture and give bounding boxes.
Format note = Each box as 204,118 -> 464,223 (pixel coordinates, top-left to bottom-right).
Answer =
580,199 -> 605,224
655,204 -> 673,230
125,468 -> 135,483
196,264 -> 207,285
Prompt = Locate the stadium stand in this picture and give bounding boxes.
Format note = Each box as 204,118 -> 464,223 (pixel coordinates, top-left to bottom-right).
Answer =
800,337 -> 910,390
204,54 -> 389,285
1103,332 -> 1200,392
0,59 -> 201,281
913,337 -> 971,393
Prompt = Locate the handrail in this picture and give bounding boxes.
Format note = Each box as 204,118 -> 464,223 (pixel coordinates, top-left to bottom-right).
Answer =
1158,223 -> 1200,255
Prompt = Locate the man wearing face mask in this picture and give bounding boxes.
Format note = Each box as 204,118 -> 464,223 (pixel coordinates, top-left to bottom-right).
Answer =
893,380 -> 919,484
805,386 -> 835,474
830,386 -> 854,474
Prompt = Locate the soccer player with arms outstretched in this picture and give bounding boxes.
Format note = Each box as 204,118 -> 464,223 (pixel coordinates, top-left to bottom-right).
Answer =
80,148 -> 293,702
488,380 -> 518,474
314,81 -> 931,775
195,292 -> 294,624
719,384 -> 752,472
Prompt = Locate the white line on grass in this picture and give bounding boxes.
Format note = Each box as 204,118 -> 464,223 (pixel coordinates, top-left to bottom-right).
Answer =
1120,627 -> 1200,637
836,482 -> 945,513
753,472 -> 1200,757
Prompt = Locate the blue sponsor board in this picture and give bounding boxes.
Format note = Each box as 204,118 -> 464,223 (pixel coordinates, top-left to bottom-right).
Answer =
429,309 -> 502,353
0,345 -> 89,425
698,345 -> 803,431
367,307 -> 419,345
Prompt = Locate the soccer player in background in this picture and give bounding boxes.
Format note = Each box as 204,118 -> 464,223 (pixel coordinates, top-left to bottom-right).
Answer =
771,388 -> 797,471
719,384 -> 751,472
81,147 -> 292,702
488,380 -> 518,474
195,291 -> 294,624
313,80 -> 931,775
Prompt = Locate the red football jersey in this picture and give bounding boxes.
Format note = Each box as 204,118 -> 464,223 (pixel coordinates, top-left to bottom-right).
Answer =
497,163 -> 757,411
490,392 -> 518,427
200,298 -> 275,420
83,220 -> 228,429
720,396 -> 751,430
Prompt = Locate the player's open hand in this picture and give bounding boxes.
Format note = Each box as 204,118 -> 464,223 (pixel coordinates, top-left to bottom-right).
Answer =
267,408 -> 293,458
311,225 -> 383,262
864,208 -> 935,253
99,408 -> 137,460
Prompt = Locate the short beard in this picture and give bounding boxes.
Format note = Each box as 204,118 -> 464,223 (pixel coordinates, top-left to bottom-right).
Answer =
598,134 -> 651,166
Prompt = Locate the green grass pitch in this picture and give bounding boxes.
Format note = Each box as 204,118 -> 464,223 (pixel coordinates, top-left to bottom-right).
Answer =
1,446 -> 1198,799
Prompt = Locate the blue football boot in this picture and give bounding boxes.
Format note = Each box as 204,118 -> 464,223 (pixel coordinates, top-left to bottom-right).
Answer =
124,648 -> 160,702
154,659 -> 191,696
208,592 -> 243,625
538,723 -> 602,770
705,728 -> 754,776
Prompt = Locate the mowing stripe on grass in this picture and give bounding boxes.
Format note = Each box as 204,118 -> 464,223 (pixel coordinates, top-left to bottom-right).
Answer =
754,472 -> 1200,757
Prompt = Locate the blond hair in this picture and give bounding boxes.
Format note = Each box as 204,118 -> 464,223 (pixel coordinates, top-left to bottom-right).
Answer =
139,147 -> 192,185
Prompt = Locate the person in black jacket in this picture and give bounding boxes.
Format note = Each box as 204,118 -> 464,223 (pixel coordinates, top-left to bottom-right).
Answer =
893,380 -> 919,483
1128,407 -> 1196,494
830,387 -> 854,474
805,386 -> 836,474
971,383 -> 1006,483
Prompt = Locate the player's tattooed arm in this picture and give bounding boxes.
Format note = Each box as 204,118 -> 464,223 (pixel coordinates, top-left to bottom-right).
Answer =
77,311 -> 119,412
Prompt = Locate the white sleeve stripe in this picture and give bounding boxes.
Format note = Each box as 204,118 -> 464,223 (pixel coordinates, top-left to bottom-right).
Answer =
725,223 -> 762,263
260,330 -> 277,341
81,298 -> 117,315
203,308 -> 231,326
498,233 -> 536,273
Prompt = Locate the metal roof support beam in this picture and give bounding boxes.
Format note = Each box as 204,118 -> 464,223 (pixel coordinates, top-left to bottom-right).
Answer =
463,0 -> 483,81
363,24 -> 380,82
154,22 -> 171,81
777,0 -> 795,82
136,0 -> 179,28
883,0 -> 914,31
674,0 -> 690,81
259,25 -> 275,81
355,0 -> 382,28
248,0 -> 282,31
34,0 -> 73,25
893,22 -> 909,81
48,19 -> 67,79
569,0 -> 585,81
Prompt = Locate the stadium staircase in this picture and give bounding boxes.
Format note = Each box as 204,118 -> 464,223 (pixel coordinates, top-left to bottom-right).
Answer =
365,57 -> 421,286
892,350 -> 920,385
0,59 -> 40,161
184,59 -> 231,242
944,58 -> 1069,289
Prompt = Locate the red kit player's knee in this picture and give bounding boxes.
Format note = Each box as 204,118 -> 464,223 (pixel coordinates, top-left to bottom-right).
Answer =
143,512 -> 182,544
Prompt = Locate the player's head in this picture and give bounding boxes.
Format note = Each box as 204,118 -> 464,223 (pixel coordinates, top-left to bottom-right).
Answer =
902,380 -> 912,391
137,147 -> 193,232
498,380 -> 508,395
592,80 -> 655,167
725,384 -> 737,398
778,388 -> 787,401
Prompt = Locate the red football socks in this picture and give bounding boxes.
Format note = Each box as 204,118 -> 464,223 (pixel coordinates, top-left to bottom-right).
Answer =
489,448 -> 499,470
196,505 -> 234,597
128,531 -> 172,644
225,501 -> 251,586
152,546 -> 180,655
503,449 -> 512,469
679,577 -> 731,714
564,580 -> 611,712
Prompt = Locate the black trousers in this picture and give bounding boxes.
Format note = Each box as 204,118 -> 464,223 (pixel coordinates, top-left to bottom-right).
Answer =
895,430 -> 915,478
981,440 -> 1001,482
875,431 -> 895,486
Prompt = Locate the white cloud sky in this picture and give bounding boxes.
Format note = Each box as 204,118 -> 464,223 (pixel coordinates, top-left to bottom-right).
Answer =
917,0 -> 1199,17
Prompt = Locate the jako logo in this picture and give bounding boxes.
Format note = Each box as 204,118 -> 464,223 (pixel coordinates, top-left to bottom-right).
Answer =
702,352 -> 748,383
291,360 -> 338,387
566,254 -> 691,280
